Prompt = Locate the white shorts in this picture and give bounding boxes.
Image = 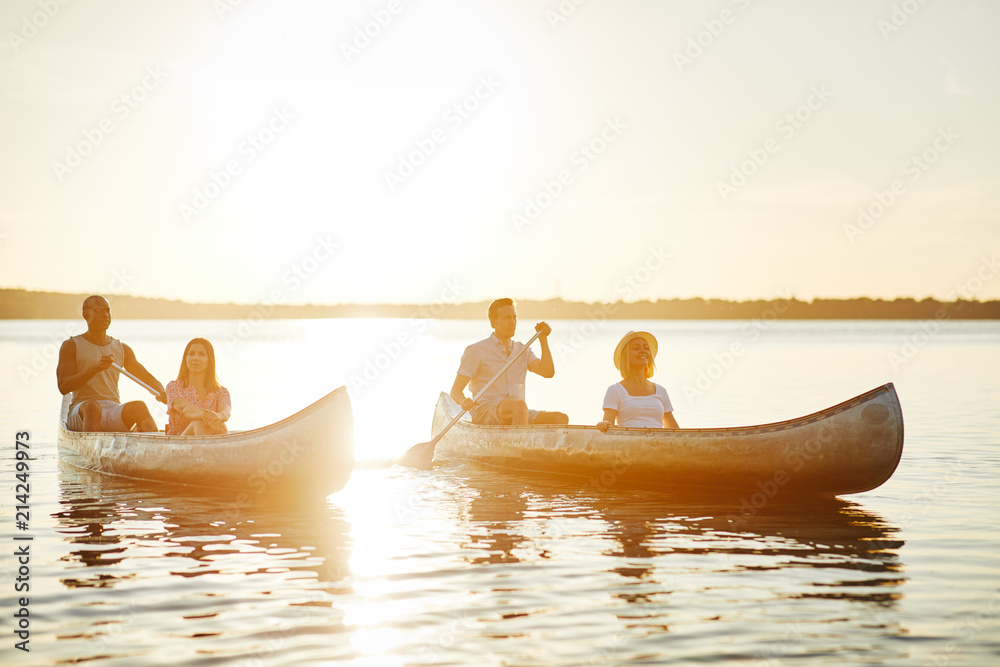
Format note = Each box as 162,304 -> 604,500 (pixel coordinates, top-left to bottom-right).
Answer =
67,400 -> 128,432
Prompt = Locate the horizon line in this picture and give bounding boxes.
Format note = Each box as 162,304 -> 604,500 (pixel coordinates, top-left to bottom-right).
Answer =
3,286 -> 997,308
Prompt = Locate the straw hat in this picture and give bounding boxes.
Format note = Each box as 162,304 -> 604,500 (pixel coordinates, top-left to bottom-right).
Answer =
613,331 -> 658,370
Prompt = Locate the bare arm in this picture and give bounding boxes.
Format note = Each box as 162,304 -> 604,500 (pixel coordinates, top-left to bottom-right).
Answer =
170,396 -> 204,421
170,397 -> 230,430
123,344 -> 166,403
662,412 -> 679,429
527,322 -> 555,378
597,408 -> 618,433
56,339 -> 112,395
450,374 -> 476,411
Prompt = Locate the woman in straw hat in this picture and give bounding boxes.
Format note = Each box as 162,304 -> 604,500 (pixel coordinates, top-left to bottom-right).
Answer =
597,331 -> 678,432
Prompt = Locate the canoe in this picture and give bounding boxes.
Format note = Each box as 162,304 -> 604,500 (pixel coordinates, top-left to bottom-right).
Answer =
57,387 -> 354,497
430,383 -> 903,496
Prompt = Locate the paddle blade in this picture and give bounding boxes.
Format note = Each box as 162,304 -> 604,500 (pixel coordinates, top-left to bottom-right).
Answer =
398,440 -> 435,470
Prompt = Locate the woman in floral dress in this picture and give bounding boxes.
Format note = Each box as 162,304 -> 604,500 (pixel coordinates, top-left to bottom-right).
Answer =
165,338 -> 231,436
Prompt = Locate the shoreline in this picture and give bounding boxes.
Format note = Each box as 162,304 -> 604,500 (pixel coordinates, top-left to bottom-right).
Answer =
3,288 -> 999,320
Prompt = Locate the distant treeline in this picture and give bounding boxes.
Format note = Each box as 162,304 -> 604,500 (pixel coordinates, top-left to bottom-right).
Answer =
1,288 -> 999,320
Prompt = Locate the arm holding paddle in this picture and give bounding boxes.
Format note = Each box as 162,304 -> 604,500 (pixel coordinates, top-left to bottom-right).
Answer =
449,375 -> 477,412
399,330 -> 544,469
123,344 -> 167,403
526,322 -> 555,378
56,339 -> 113,395
450,322 -> 552,410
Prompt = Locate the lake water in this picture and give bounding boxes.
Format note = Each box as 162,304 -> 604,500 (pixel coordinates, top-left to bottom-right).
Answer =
1,318 -> 999,665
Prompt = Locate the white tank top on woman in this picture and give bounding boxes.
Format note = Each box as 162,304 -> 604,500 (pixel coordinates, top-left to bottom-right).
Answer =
602,382 -> 673,428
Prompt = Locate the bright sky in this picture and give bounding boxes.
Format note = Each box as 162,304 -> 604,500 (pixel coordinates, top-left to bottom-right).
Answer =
1,0 -> 998,306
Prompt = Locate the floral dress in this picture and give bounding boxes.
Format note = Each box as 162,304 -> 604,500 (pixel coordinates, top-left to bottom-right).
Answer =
165,380 -> 231,435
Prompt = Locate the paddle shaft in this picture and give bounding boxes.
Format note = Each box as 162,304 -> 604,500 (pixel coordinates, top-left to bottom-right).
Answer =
111,362 -> 160,398
398,330 -> 544,468
431,330 -> 543,446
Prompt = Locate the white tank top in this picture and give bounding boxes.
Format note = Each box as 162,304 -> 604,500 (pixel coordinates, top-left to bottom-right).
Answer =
69,334 -> 125,408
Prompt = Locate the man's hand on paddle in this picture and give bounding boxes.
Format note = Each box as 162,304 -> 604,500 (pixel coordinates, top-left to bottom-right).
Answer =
450,374 -> 478,412
528,322 -> 556,378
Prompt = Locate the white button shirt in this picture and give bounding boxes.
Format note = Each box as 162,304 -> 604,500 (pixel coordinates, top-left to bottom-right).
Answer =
457,334 -> 540,407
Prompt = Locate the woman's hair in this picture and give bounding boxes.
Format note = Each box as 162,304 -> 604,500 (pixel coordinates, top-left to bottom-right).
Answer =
618,345 -> 656,381
177,337 -> 221,391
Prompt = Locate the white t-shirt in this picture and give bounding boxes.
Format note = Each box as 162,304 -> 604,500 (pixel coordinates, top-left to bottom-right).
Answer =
602,382 -> 674,428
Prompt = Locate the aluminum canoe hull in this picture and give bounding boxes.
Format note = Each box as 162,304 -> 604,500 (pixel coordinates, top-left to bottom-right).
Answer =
431,384 -> 903,496
57,386 -> 354,496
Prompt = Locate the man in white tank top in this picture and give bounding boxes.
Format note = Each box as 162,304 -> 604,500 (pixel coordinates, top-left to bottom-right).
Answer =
57,295 -> 166,432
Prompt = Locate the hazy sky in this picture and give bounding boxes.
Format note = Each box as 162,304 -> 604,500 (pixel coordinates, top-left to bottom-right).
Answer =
1,0 -> 998,306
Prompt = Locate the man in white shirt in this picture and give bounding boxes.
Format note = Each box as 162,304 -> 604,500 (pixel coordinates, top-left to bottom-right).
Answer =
450,298 -> 568,425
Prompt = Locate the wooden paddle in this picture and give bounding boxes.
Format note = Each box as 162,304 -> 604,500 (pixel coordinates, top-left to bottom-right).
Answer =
111,362 -> 162,399
398,330 -> 543,470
